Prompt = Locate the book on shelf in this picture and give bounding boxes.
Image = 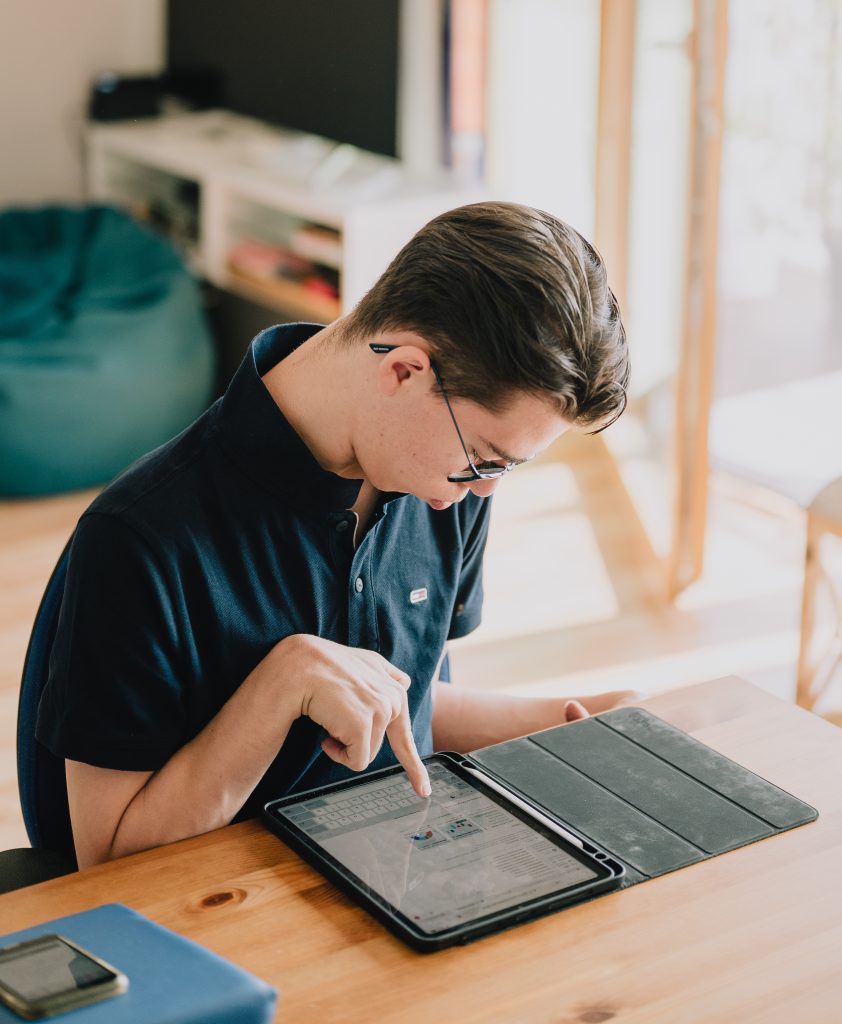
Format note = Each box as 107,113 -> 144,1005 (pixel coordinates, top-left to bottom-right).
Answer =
227,239 -> 339,299
290,224 -> 342,268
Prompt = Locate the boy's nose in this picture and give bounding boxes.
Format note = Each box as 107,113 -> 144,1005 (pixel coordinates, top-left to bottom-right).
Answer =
467,477 -> 501,498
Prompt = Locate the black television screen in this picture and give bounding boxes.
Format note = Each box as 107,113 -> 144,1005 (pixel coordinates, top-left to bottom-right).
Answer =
166,0 -> 400,158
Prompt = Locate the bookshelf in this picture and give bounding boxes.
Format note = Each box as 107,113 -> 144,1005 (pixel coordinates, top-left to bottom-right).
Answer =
86,110 -> 478,324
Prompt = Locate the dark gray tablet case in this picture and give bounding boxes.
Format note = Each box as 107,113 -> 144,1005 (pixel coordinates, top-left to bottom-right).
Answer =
471,707 -> 818,887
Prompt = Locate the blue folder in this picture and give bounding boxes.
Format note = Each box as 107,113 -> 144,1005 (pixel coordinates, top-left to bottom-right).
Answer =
0,903 -> 277,1023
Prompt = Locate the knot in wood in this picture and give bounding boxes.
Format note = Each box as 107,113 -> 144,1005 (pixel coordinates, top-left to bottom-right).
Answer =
200,888 -> 245,909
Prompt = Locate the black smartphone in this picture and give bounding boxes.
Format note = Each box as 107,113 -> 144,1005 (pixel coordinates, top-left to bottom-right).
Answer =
0,934 -> 128,1020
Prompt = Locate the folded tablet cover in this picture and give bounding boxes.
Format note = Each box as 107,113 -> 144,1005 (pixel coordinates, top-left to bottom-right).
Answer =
0,903 -> 277,1024
471,707 -> 818,887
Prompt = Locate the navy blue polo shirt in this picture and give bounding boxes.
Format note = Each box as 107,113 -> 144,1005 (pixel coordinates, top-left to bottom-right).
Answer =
36,323 -> 491,820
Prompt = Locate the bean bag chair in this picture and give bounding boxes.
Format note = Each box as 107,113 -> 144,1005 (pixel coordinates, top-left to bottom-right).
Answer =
0,205 -> 215,496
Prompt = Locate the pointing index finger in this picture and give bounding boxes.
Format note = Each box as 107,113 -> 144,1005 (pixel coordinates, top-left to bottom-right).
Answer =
386,704 -> 431,799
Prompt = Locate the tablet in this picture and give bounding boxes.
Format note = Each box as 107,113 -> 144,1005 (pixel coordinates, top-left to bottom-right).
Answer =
263,752 -> 625,951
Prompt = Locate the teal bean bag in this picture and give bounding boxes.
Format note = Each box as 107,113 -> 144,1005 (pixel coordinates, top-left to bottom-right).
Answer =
0,205 -> 215,496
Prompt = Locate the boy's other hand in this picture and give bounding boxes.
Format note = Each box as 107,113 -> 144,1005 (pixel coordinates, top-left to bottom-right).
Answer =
564,700 -> 590,722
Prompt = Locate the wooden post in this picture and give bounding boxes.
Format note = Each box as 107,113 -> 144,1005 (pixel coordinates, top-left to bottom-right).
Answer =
594,0 -> 636,314
667,0 -> 729,598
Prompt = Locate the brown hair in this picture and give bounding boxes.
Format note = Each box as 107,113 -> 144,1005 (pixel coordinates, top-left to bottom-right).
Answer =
343,201 -> 629,431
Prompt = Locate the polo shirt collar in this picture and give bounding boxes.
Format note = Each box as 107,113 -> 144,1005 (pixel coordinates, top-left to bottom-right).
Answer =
215,323 -> 364,511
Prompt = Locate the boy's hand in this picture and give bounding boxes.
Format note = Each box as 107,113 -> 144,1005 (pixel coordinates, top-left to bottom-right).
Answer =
274,634 -> 431,798
564,700 -> 590,722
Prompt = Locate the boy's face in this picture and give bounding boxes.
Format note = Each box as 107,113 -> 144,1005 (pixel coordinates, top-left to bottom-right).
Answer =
358,342 -> 570,508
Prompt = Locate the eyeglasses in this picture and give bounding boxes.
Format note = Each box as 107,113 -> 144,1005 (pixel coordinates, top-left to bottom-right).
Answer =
369,343 -> 531,483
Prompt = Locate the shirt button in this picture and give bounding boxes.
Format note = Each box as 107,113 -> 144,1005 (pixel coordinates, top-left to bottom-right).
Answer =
354,577 -> 364,593
335,520 -> 349,533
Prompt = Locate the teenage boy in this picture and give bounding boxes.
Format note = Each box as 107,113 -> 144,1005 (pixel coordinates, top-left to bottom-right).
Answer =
37,202 -> 630,868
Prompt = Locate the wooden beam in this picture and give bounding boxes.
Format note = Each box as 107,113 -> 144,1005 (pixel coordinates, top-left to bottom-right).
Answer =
594,0 -> 636,313
668,0 -> 729,598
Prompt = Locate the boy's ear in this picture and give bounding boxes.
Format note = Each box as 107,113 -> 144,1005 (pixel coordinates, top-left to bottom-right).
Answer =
374,345 -> 431,395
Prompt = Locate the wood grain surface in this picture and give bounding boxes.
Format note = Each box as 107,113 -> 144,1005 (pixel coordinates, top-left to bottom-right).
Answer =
1,677 -> 839,1024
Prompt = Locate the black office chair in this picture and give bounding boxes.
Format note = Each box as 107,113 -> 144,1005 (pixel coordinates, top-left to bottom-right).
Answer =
0,544 -> 76,894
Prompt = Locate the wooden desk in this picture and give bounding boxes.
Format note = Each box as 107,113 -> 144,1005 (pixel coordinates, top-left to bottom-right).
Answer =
1,678 -> 840,1024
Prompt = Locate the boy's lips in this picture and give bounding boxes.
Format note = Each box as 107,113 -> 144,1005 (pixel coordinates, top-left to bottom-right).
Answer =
427,498 -> 453,511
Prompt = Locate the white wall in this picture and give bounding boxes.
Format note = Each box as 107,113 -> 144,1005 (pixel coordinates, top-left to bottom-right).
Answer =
0,0 -> 165,206
398,0 -> 446,175
485,0 -> 601,235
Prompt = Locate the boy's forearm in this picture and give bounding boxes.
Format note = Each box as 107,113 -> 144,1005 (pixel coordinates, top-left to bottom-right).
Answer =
73,633 -> 430,866
107,651 -> 302,861
430,680 -> 570,753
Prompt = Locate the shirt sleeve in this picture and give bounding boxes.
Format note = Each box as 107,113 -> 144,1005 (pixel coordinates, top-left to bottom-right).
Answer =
36,511 -> 188,771
447,493 -> 492,640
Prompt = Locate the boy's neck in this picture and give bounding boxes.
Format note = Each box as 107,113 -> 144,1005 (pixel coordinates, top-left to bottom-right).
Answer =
261,322 -> 365,482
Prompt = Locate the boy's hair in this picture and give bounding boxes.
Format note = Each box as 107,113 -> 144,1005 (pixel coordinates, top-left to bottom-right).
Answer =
343,201 -> 629,431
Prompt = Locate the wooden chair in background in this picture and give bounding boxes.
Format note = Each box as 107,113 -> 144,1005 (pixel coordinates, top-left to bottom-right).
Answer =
796,477 -> 842,725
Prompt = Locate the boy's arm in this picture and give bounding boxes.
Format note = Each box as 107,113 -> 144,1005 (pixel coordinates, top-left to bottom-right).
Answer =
430,679 -> 586,753
67,635 -> 431,868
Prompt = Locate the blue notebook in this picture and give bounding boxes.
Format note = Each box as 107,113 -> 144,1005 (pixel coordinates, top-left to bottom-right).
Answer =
0,904 -> 277,1023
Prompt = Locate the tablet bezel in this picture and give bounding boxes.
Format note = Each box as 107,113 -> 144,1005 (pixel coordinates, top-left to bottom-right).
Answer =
262,751 -> 625,952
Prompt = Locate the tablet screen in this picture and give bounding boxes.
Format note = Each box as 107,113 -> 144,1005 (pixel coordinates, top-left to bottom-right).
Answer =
275,759 -> 603,935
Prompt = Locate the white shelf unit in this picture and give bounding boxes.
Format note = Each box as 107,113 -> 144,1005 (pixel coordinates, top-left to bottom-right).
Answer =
86,111 -> 479,325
